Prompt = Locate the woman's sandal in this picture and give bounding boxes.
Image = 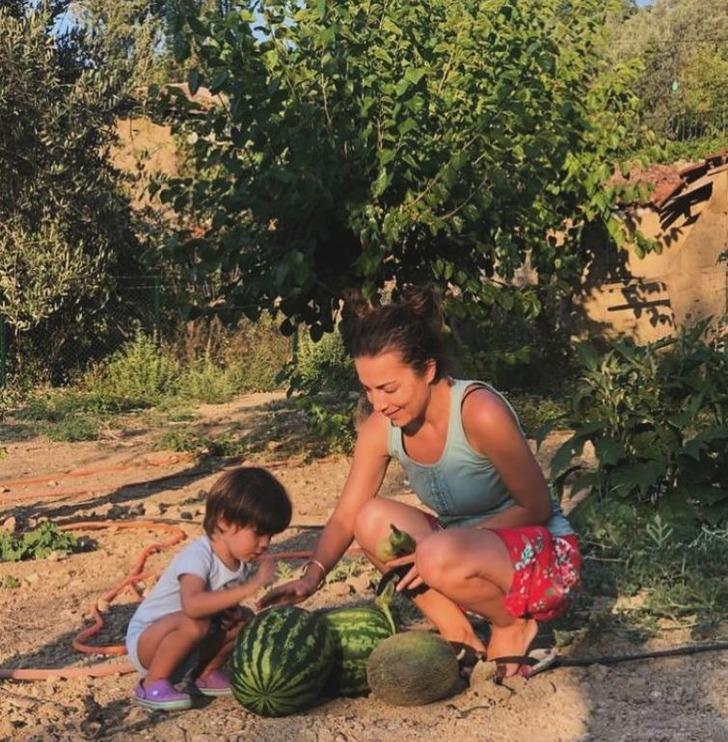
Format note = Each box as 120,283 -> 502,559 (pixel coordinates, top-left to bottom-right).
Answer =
491,649 -> 559,684
449,642 -> 486,679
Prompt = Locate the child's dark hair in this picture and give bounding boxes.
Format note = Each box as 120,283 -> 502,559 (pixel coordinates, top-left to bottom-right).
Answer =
203,467 -> 292,536
342,285 -> 451,381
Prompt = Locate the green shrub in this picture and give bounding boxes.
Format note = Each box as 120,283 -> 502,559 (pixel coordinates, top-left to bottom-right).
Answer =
293,329 -> 357,395
226,314 -> 291,392
1,575 -> 20,589
543,318 -> 728,524
284,329 -> 358,454
0,522 -> 92,562
178,357 -> 237,404
46,414 -> 101,442
82,333 -> 181,410
155,428 -> 213,455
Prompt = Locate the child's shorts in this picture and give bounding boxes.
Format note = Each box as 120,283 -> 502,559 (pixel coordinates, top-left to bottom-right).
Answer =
492,526 -> 581,622
126,624 -> 200,681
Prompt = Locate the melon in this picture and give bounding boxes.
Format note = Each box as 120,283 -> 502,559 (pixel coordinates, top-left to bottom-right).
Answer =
320,597 -> 397,697
366,631 -> 459,706
230,605 -> 334,717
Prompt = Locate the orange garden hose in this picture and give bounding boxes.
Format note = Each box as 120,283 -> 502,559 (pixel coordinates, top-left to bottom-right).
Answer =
0,519 -> 348,682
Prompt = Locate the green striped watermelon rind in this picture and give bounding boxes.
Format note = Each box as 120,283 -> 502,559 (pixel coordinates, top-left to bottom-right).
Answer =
320,604 -> 397,698
231,605 -> 335,717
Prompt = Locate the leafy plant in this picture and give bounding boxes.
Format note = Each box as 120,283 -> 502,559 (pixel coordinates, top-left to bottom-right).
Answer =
542,317 -> 728,524
0,522 -> 92,562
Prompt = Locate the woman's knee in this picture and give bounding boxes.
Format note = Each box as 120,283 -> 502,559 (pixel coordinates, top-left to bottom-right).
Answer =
353,498 -> 391,545
415,532 -> 455,589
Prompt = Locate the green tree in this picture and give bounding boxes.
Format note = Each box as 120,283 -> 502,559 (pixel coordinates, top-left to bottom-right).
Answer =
612,0 -> 728,139
158,0 -> 646,337
0,6 -> 142,379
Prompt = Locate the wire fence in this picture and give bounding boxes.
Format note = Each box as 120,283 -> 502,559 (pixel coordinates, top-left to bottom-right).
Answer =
669,108 -> 728,141
0,275 -> 179,389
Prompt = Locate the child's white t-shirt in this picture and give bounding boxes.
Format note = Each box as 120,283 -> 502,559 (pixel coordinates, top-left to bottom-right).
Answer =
126,535 -> 253,640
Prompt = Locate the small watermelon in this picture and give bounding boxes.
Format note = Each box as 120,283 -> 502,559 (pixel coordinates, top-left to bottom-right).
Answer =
231,606 -> 334,717
320,599 -> 397,697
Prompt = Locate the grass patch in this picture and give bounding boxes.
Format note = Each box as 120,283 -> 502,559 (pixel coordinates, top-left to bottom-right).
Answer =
569,497 -> 728,634
155,427 -> 246,458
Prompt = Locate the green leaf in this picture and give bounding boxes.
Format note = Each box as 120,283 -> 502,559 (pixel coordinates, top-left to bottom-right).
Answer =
188,69 -> 201,96
371,168 -> 391,198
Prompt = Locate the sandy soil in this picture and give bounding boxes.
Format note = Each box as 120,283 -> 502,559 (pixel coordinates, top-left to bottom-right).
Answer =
1,393 -> 727,742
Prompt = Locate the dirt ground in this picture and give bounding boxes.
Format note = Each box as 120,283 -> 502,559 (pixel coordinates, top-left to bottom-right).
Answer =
1,392 -> 728,742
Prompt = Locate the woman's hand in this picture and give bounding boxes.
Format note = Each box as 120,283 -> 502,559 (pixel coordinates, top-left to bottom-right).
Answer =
255,571 -> 319,610
383,551 -> 424,593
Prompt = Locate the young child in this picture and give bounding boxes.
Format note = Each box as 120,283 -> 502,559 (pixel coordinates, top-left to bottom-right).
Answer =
126,466 -> 292,711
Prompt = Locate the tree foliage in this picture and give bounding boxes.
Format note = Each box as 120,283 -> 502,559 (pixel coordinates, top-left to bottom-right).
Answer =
0,6 -> 141,376
612,0 -> 728,139
158,0 -> 646,335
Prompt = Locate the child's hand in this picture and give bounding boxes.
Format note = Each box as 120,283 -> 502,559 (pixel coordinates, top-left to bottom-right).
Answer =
219,604 -> 254,630
250,557 -> 276,590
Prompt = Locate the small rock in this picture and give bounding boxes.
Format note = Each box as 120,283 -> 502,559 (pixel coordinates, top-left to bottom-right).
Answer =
47,550 -> 66,562
1,516 -> 16,533
196,489 -> 208,500
179,511 -> 193,521
107,504 -> 127,519
142,502 -> 166,517
0,487 -> 10,494
96,598 -> 110,613
25,573 -> 40,585
128,504 -> 145,517
47,480 -> 59,488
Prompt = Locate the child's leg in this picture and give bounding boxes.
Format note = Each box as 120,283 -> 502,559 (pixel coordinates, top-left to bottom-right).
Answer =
136,611 -> 212,684
195,623 -> 242,679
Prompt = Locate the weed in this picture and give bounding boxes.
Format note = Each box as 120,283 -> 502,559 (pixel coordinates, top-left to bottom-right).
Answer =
0,522 -> 94,562
178,358 -> 236,404
155,428 -> 213,456
45,414 -> 101,442
83,333 -> 181,410
1,575 -> 21,589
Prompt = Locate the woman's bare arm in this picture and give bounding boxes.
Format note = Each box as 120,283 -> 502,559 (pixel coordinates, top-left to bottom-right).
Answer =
461,388 -> 552,529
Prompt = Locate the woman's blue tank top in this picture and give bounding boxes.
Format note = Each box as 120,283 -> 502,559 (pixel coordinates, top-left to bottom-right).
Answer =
386,379 -> 573,537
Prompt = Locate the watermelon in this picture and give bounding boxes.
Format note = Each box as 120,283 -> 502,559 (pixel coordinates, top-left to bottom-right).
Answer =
320,597 -> 397,697
230,605 -> 334,717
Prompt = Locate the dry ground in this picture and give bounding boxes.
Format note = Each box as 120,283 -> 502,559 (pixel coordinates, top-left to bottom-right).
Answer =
1,392 -> 727,741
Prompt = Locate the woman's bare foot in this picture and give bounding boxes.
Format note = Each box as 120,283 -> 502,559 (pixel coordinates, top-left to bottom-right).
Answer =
486,617 -> 538,679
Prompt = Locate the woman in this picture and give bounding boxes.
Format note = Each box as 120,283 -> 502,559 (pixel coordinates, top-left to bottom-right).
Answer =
259,288 -> 580,679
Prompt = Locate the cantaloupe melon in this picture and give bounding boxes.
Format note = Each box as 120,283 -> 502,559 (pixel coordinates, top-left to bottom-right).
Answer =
366,631 -> 459,706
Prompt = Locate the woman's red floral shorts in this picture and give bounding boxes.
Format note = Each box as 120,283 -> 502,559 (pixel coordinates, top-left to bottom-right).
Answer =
492,526 -> 582,622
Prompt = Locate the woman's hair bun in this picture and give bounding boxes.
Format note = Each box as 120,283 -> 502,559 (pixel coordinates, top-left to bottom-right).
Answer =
341,287 -> 372,320
399,285 -> 443,329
